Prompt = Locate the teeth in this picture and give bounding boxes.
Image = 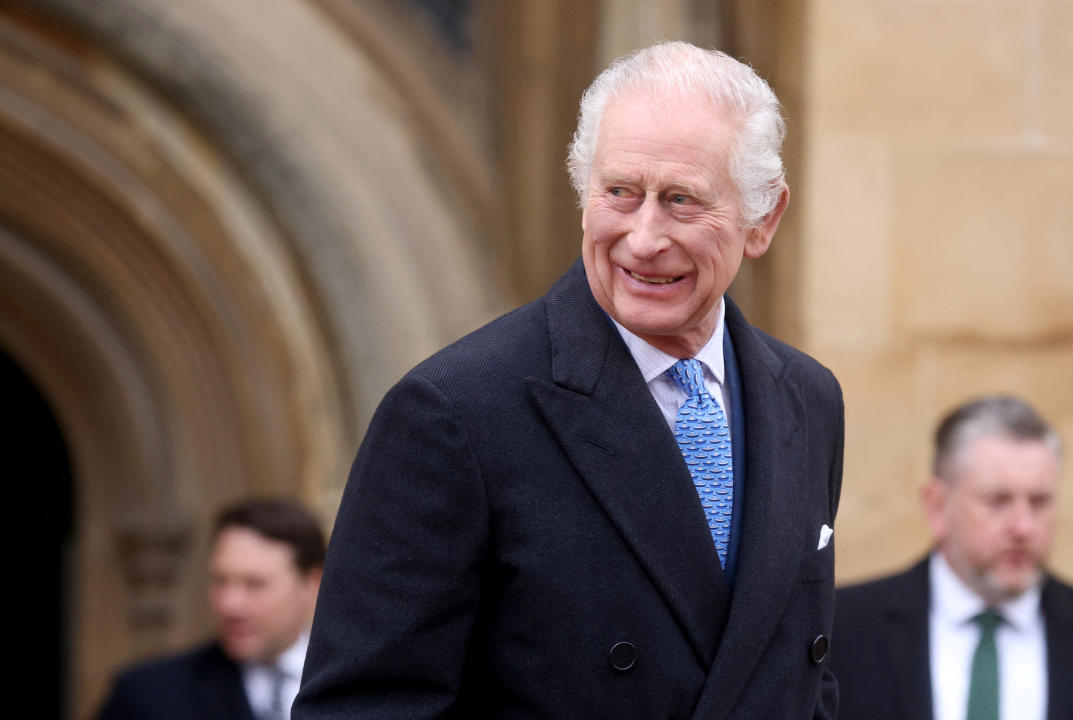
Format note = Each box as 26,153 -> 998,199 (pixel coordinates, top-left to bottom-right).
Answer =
629,270 -> 679,284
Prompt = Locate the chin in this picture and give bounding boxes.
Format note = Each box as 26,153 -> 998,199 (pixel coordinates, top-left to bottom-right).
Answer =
221,639 -> 260,663
983,566 -> 1043,602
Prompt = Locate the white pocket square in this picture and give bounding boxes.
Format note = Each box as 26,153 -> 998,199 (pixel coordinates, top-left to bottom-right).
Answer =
817,524 -> 833,550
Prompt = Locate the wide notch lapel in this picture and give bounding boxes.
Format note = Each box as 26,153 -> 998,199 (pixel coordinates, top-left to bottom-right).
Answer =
691,299 -> 812,719
526,261 -> 729,667
1042,575 -> 1073,720
879,559 -> 933,720
195,644 -> 256,720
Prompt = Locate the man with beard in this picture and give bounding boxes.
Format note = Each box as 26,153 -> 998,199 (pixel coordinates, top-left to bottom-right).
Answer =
833,396 -> 1073,720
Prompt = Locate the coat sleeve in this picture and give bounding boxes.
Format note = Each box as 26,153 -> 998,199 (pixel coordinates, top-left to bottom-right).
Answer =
293,372 -> 489,719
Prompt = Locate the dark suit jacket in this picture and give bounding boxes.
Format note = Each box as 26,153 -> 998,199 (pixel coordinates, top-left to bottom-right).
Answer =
96,642 -> 255,720
832,556 -> 1073,720
295,259 -> 844,719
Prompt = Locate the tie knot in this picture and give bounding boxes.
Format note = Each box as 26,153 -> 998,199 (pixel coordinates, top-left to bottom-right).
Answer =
973,609 -> 1003,634
666,359 -> 708,398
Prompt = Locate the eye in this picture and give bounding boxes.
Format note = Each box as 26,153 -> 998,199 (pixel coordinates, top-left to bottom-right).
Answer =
670,194 -> 690,204
609,187 -> 628,197
245,577 -> 268,592
984,493 -> 1011,510
1030,494 -> 1053,511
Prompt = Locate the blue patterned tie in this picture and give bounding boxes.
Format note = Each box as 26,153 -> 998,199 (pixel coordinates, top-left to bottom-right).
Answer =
666,359 -> 733,567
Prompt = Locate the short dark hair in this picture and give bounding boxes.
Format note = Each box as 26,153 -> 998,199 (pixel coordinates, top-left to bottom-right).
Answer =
213,497 -> 326,573
933,395 -> 1062,480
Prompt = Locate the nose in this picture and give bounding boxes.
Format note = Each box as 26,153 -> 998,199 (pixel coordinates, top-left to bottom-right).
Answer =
1008,499 -> 1036,539
626,195 -> 671,259
213,583 -> 247,617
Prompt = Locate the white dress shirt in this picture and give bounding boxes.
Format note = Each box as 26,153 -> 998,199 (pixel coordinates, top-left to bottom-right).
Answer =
929,553 -> 1047,720
611,299 -> 730,432
242,632 -> 309,720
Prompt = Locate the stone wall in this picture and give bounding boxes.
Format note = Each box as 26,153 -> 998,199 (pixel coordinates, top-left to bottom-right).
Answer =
799,0 -> 1073,582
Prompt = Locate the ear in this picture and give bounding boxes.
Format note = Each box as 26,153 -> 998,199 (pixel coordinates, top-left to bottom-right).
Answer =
920,478 -> 949,542
743,184 -> 789,260
303,566 -> 323,598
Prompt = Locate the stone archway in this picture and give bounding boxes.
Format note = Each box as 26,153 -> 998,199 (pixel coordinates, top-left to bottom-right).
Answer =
0,1 -> 504,715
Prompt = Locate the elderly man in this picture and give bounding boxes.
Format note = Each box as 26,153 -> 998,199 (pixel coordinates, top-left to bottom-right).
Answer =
97,498 -> 325,720
832,396 -> 1073,720
295,41 -> 843,719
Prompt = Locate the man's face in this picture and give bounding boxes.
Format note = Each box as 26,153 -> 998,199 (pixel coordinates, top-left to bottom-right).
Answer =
924,435 -> 1059,604
209,527 -> 321,664
581,91 -> 786,358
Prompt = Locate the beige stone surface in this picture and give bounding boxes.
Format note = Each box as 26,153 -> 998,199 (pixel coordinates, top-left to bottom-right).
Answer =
819,346 -> 935,583
811,1 -> 1027,140
823,340 -> 1073,585
892,150 -> 1073,340
1040,1 -> 1073,139
802,136 -> 894,350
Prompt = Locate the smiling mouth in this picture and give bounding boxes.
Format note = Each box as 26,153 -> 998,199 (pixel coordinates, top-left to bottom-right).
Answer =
628,269 -> 683,284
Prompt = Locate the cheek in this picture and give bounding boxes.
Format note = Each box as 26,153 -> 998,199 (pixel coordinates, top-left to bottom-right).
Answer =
1033,514 -> 1056,545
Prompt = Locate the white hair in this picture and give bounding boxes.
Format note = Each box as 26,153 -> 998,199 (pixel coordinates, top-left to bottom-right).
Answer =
933,395 -> 1063,481
566,41 -> 787,229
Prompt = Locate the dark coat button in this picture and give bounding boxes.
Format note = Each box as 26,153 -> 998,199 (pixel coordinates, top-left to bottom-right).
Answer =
609,641 -> 637,671
810,634 -> 829,664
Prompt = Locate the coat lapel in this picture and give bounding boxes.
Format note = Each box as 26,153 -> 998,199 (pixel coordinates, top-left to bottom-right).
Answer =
1042,575 -> 1073,720
881,559 -> 934,720
526,261 -> 730,667
195,644 -> 256,720
691,299 -> 813,719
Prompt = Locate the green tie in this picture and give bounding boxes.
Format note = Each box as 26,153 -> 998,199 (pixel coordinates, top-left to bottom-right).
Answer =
966,609 -> 1002,720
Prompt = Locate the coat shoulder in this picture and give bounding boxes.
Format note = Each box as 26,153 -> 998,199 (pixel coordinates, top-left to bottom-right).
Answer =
1043,574 -> 1073,618
110,643 -> 211,690
725,297 -> 841,399
752,321 -> 840,389
835,560 -> 928,624
97,643 -> 229,719
418,297 -> 550,379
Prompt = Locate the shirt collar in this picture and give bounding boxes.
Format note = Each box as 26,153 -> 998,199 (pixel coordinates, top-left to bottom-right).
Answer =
930,552 -> 1041,630
277,632 -> 309,678
611,298 -> 727,386
1002,580 -> 1042,631
244,631 -> 309,679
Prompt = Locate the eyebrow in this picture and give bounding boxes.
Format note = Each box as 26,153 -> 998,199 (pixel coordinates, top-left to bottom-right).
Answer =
599,173 -> 708,197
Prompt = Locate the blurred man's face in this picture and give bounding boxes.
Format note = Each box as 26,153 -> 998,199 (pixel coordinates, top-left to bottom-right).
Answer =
581,90 -> 786,358
210,527 -> 321,663
924,435 -> 1058,604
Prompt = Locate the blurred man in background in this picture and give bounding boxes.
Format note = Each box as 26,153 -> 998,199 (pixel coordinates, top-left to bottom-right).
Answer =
97,497 -> 324,720
833,396 -> 1073,720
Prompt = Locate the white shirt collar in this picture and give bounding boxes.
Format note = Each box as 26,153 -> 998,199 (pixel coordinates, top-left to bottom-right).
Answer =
930,551 -> 1041,630
275,631 -> 309,679
611,298 -> 726,384
243,631 -> 309,678
240,632 -> 310,719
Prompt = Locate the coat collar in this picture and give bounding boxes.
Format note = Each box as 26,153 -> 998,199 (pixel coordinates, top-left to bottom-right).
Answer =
1041,575 -> 1073,720
196,643 -> 257,720
878,558 -> 935,720
529,260 -> 816,698
528,260 -> 729,666
690,298 -> 815,719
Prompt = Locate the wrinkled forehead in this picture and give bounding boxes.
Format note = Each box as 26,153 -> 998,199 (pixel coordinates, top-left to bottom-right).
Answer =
594,90 -> 739,160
